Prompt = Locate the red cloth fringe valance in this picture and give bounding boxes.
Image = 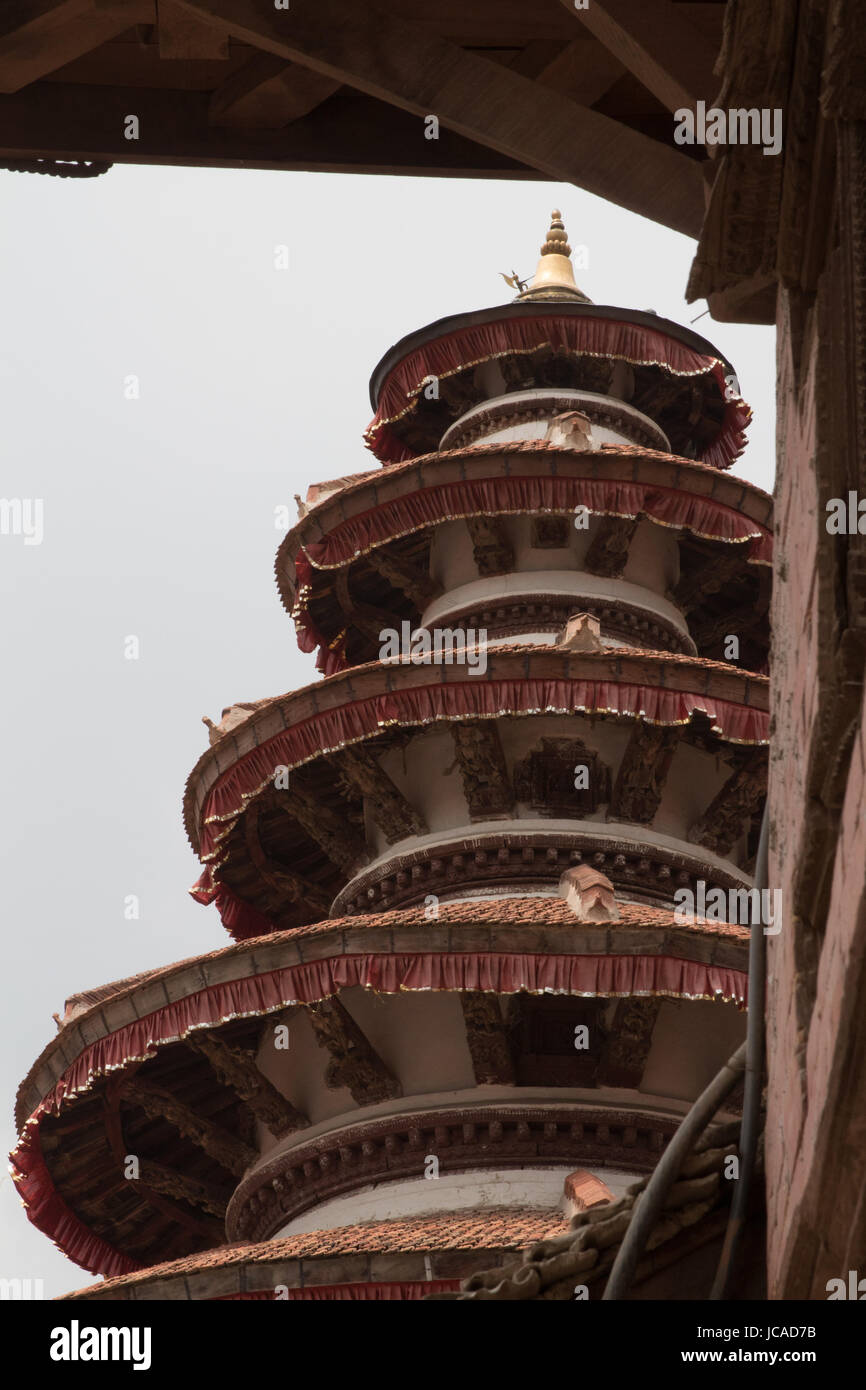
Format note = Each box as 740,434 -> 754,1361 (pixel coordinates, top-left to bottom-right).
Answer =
11,949 -> 747,1276
364,314 -> 751,470
189,675 -> 768,909
292,474 -> 771,673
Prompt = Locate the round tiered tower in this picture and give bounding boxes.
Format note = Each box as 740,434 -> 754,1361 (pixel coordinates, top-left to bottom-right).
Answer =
12,214 -> 771,1301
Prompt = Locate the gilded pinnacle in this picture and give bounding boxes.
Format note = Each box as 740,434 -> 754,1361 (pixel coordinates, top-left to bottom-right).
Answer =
540,209 -> 570,257
514,209 -> 591,304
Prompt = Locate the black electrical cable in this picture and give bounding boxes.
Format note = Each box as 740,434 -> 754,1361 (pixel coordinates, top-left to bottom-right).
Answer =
709,800 -> 769,1299
602,802 -> 770,1301
602,1038 -> 747,1300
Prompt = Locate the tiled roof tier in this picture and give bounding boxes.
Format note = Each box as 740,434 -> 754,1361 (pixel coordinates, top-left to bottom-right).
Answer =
17,897 -> 749,1130
60,1209 -> 570,1302
444,1118 -> 746,1300
277,443 -> 772,671
280,441 -> 772,596
363,309 -> 751,468
11,892 -> 748,1280
184,646 -> 769,859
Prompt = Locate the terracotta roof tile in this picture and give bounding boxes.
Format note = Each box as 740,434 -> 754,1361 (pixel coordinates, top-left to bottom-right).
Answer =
54,896 -> 749,1024
286,896 -> 750,943
281,441 -> 770,524
62,1208 -> 568,1299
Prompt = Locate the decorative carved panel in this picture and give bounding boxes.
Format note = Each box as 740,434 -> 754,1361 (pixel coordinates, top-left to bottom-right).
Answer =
508,996 -> 607,1086
514,737 -> 610,817
531,515 -> 571,549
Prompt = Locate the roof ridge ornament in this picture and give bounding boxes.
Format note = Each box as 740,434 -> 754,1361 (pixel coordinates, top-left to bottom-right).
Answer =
559,864 -> 621,923
514,209 -> 592,305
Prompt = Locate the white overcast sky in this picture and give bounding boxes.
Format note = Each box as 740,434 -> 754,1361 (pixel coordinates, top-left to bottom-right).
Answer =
0,165 -> 775,1296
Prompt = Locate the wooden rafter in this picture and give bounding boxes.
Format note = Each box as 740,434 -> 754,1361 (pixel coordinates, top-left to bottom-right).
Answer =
0,81 -> 534,175
158,0 -> 229,59
333,745 -> 427,843
596,997 -> 661,1088
102,1085 -> 224,1243
609,722 -> 679,824
690,597 -> 769,651
584,515 -> 639,578
465,514 -> 514,577
121,1078 -> 256,1177
365,546 -> 442,610
172,0 -> 706,235
450,721 -> 514,820
671,547 -> 745,615
209,52 -> 340,128
244,800 -> 331,916
688,754 -> 766,856
690,567 -> 771,650
306,996 -> 401,1106
460,992 -> 516,1085
186,1028 -> 309,1138
0,0 -> 154,94
137,1157 -> 232,1220
335,568 -> 394,643
276,784 -> 367,874
517,36 -> 627,107
562,0 -> 720,112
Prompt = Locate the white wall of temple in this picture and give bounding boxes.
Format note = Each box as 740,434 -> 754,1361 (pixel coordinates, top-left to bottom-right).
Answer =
437,387 -> 669,454
251,993 -> 745,1162
360,715 -> 751,869
419,566 -> 690,646
270,1165 -> 641,1237
428,516 -> 680,604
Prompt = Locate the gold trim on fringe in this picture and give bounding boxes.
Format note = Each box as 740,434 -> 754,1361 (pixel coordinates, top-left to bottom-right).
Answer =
13,975 -> 745,1139
194,698 -> 767,890
295,503 -> 769,576
365,340 -> 749,439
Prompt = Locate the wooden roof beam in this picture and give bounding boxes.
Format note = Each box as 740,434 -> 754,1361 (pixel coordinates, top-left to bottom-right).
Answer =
173,0 -> 706,236
671,546 -> 745,616
158,0 -> 228,59
186,1029 -> 309,1138
609,721 -> 679,824
335,568 -> 396,644
584,515 -> 639,579
276,784 -> 367,875
138,1157 -> 232,1221
365,547 -> 442,610
562,0 -> 720,112
209,51 -> 340,128
121,1078 -> 256,1177
307,997 -> 401,1106
465,515 -> 514,577
518,37 -> 627,108
688,755 -> 766,857
460,992 -> 516,1086
334,745 -> 428,844
451,721 -> 514,821
0,0 -> 154,94
244,800 -> 332,917
596,996 -> 661,1088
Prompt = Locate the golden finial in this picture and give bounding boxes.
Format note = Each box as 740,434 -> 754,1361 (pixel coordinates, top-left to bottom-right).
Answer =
512,209 -> 591,304
540,210 -> 570,257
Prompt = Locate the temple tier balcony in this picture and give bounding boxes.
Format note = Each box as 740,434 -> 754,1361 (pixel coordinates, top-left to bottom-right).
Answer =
12,890 -> 748,1289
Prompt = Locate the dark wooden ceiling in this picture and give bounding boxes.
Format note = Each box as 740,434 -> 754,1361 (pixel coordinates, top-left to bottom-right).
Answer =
0,1 -> 729,235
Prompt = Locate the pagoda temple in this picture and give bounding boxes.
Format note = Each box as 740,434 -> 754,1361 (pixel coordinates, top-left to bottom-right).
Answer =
12,213 -> 772,1301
